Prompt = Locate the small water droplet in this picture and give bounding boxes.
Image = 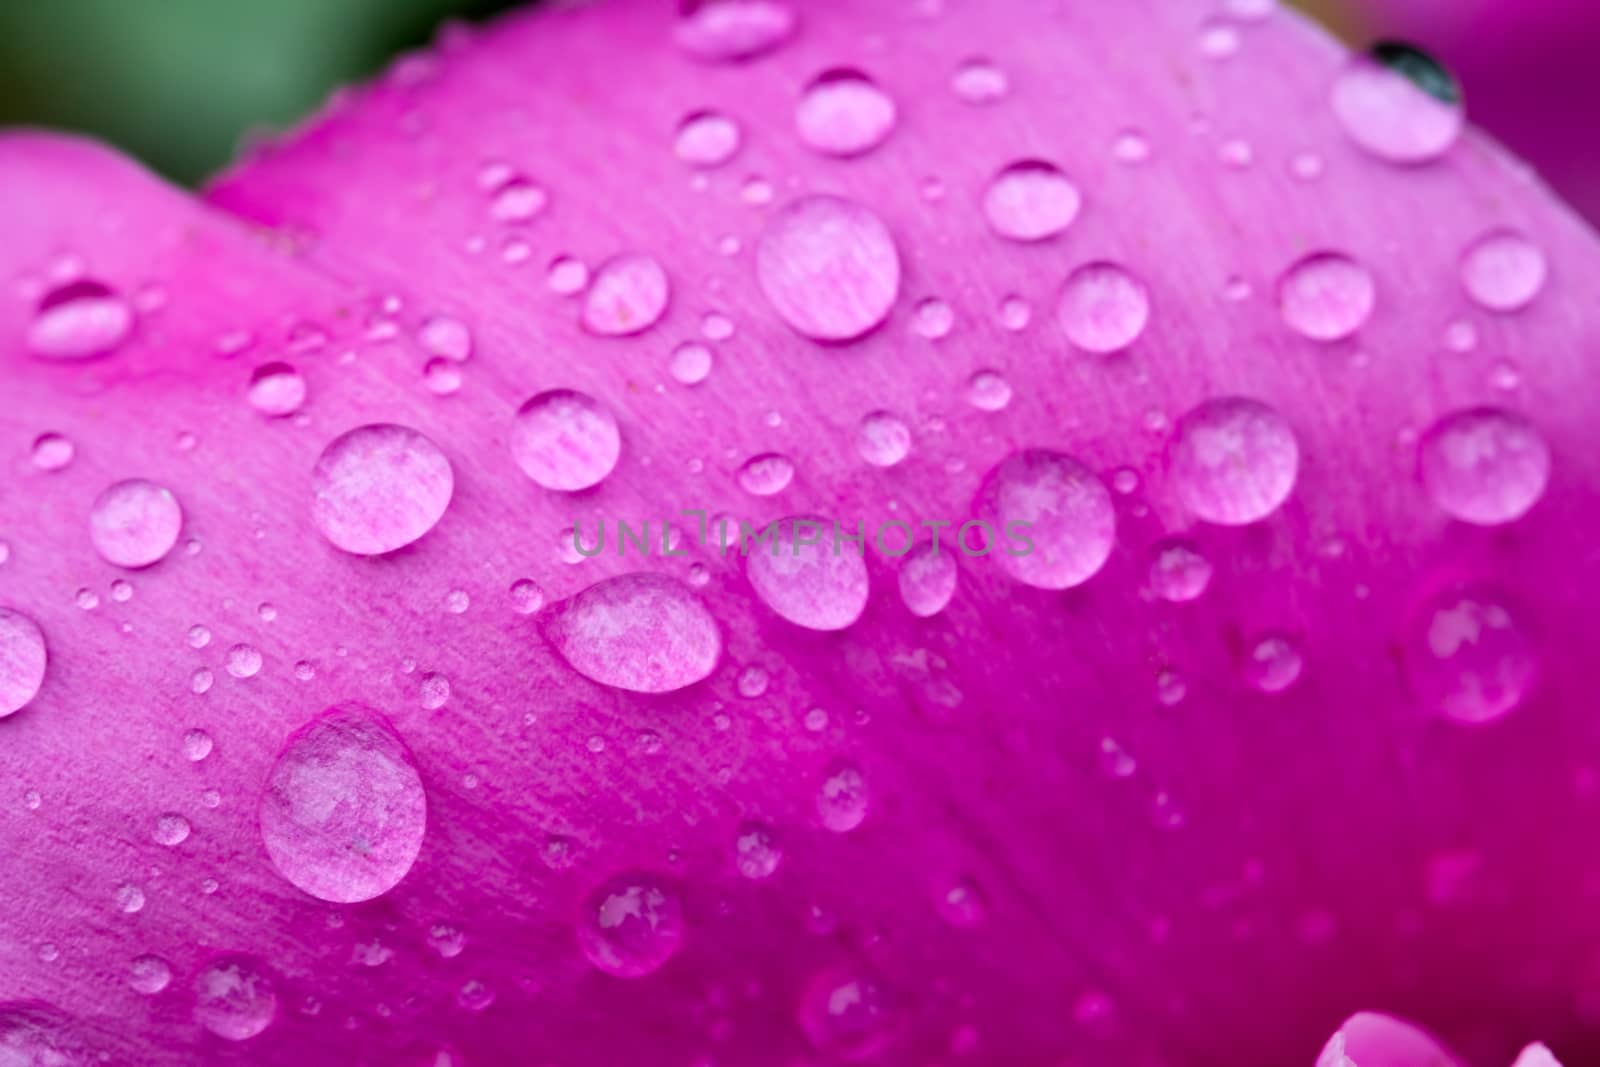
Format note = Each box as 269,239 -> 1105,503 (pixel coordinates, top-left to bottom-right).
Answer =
1057,262 -> 1150,352
737,665 -> 770,697
542,573 -> 721,693
669,341 -> 714,385
419,672 -> 450,710
583,254 -> 670,336
676,110 -> 742,167
757,195 -> 900,342
511,389 -> 621,493
194,955 -> 277,1040
153,812 -> 190,846
1406,588 -> 1535,724
488,179 -> 547,224
417,316 -> 473,362
28,280 -> 134,360
737,453 -> 795,496
795,69 -> 896,157
547,256 -> 589,295
1418,407 -> 1550,525
965,369 -> 1012,412
745,517 -> 871,631
935,878 -> 985,927
1147,538 -> 1213,602
797,965 -> 894,1058
983,160 -> 1081,242
1113,129 -> 1151,164
129,954 -> 172,995
898,541 -> 958,618
311,424 -> 453,555
857,411 -> 911,468
30,433 -> 74,471
577,872 -> 684,977
1168,397 -> 1299,525
184,729 -> 214,761
226,644 -> 262,680
735,822 -> 783,879
817,762 -> 868,832
951,58 -> 1009,103
911,297 -> 954,340
675,0 -> 796,61
248,363 -> 307,417
1244,633 -> 1303,692
1199,20 -> 1241,57
1460,230 -> 1547,312
973,451 -> 1115,590
1332,43 -> 1462,164
90,479 -> 183,568
509,579 -> 545,616
1279,252 -> 1376,341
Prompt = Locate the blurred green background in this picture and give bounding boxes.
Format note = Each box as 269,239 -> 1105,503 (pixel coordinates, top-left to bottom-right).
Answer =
0,0 -> 1350,187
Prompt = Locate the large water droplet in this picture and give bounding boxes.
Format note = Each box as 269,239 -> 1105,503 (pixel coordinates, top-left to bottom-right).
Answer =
248,362 -> 307,417
259,705 -> 427,902
675,0 -> 796,62
1331,43 -> 1463,164
89,479 -> 183,568
311,424 -> 453,555
675,110 -> 742,167
1407,587 -> 1535,725
577,872 -> 684,978
510,389 -> 621,492
0,609 -> 46,718
28,280 -> 134,361
817,762 -> 868,832
973,451 -> 1115,590
1168,398 -> 1299,525
797,965 -> 895,1059
897,542 -> 958,618
1057,262 -> 1150,352
193,956 -> 277,1040
857,411 -> 911,468
582,254 -> 670,336
542,573 -> 720,693
1418,407 -> 1550,525
795,69 -> 896,157
757,195 -> 900,342
983,161 -> 1081,242
1279,252 -> 1376,341
745,516 -> 870,631
1460,230 -> 1547,312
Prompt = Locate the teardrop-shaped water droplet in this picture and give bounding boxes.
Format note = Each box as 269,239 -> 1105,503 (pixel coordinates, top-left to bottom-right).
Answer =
795,69 -> 897,157
1331,43 -> 1463,164
28,280 -> 134,361
89,479 -> 183,568
1168,398 -> 1299,525
577,872 -> 684,978
757,195 -> 900,342
582,254 -> 670,336
973,451 -> 1115,590
542,573 -> 721,694
983,160 -> 1081,242
1418,407 -> 1549,525
745,516 -> 870,631
1406,587 -> 1535,725
1460,230 -> 1547,312
817,761 -> 868,832
1057,262 -> 1150,352
0,608 -> 47,718
675,0 -> 796,62
311,424 -> 453,555
259,705 -> 427,903
897,541 -> 958,618
248,362 -> 307,416
675,110 -> 743,167
1279,252 -> 1376,341
510,389 -> 621,492
193,955 -> 277,1041
857,411 -> 911,468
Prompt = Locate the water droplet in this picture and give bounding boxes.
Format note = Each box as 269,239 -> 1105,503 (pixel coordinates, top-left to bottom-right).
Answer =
89,479 -> 183,568
28,280 -> 134,360
952,58 -> 1009,103
193,955 -> 277,1041
1418,407 -> 1550,525
1332,43 -> 1462,164
547,255 -> 589,295
225,643 -> 262,680
738,453 -> 795,496
1199,20 -> 1240,57
1460,230 -> 1547,312
417,316 -> 473,362
30,433 -> 74,471
129,954 -> 172,995
248,363 -> 307,417
115,883 -> 145,914
1279,252 -> 1376,341
1169,397 -> 1299,525
488,179 -> 547,224
911,298 -> 954,340
857,411 -> 911,468
983,161 -> 1081,242
795,69 -> 896,156
1225,0 -> 1278,18
1057,261 -> 1151,353
1143,538 -> 1211,602
735,822 -> 783,879
675,0 -> 796,62
577,872 -> 684,977
508,579 -> 546,616
973,450 -> 1115,590
1113,129 -> 1151,164
797,965 -> 895,1058
965,369 -> 1012,412
419,672 -> 450,710
311,424 -> 453,555
510,389 -> 622,493
153,812 -> 190,846
184,729 -> 214,761
260,705 -> 427,902
422,359 -> 462,396
583,254 -> 670,336
675,110 -> 742,167
936,878 -> 985,927
669,342 -> 714,385
542,573 -> 721,693
898,541 -> 958,618
0,609 -> 47,718
758,195 -> 900,342
745,516 -> 870,631
1407,587 -> 1534,725
426,923 -> 466,959
1244,633 -> 1303,693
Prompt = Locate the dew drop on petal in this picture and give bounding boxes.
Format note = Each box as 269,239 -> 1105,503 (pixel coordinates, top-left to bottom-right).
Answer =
675,0 -> 796,62
28,280 -> 134,361
1331,43 -> 1463,164
193,955 -> 277,1041
89,479 -> 183,568
183,729 -> 214,762
669,342 -> 714,385
675,111 -> 742,167
757,195 -> 900,342
259,705 -> 428,903
857,411 -> 911,468
735,822 -> 783,879
795,69 -> 897,157
576,872 -> 684,978
973,451 -> 1115,590
1244,633 -> 1304,693
1279,252 -> 1376,341
1168,398 -> 1299,525
1406,588 -> 1535,725
797,965 -> 895,1059
226,644 -> 262,679
951,58 -> 1008,103
1418,407 -> 1550,525
898,541 -> 958,618
817,762 -> 868,832
547,256 -> 589,295
129,955 -> 172,995
422,359 -> 462,396
1147,538 -> 1213,602
1057,262 -> 1150,352
1460,230 -> 1547,312
737,453 -> 795,496
311,425 -> 453,555
745,516 -> 870,631
510,389 -> 621,492
542,573 -> 721,694
488,179 -> 548,224
965,370 -> 1012,412
509,579 -> 545,615
582,254 -> 670,337
0,609 -> 47,717
31,433 -> 74,471
247,362 -> 307,417
417,316 -> 473,362
983,160 -> 1081,242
